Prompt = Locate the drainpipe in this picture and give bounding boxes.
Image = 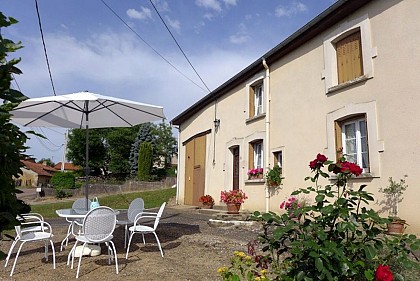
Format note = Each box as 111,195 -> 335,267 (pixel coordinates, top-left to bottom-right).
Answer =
263,58 -> 270,213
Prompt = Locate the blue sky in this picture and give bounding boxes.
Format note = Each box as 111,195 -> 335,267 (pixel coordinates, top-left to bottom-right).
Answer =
1,0 -> 334,163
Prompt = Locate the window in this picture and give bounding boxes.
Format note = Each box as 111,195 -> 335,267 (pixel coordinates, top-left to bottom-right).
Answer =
274,150 -> 283,174
249,140 -> 263,169
335,116 -> 369,172
322,14 -> 376,93
336,31 -> 363,84
249,82 -> 263,117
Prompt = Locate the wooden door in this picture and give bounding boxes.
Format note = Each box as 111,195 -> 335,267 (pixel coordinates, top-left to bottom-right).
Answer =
184,134 -> 206,206
232,146 -> 239,190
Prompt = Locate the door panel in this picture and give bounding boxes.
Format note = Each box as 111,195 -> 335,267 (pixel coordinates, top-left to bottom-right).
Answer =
183,134 -> 207,206
232,147 -> 239,190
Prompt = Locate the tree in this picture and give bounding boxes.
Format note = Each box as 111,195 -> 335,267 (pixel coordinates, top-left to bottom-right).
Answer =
137,142 -> 153,181
37,158 -> 55,167
0,12 -> 31,242
129,123 -> 156,175
105,127 -> 138,175
66,128 -> 107,175
154,122 -> 177,168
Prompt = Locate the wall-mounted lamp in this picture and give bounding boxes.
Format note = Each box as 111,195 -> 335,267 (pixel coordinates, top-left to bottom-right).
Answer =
213,118 -> 220,130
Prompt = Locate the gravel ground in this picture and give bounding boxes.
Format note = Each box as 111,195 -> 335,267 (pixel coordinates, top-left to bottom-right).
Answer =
0,203 -> 262,281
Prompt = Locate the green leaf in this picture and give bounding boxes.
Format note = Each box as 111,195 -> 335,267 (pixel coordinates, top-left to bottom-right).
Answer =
364,269 -> 374,280
315,194 -> 325,202
315,258 -> 323,272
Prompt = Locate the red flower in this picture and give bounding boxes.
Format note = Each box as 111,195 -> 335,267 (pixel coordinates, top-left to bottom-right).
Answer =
375,264 -> 393,281
309,159 -> 318,170
309,154 -> 328,170
316,153 -> 327,163
340,161 -> 363,176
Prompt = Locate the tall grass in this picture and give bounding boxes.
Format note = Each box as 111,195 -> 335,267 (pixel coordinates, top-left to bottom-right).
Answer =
31,188 -> 176,218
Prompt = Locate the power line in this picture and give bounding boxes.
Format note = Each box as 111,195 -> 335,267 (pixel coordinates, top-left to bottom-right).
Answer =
149,0 -> 211,93
99,0 -> 208,93
35,0 -> 57,96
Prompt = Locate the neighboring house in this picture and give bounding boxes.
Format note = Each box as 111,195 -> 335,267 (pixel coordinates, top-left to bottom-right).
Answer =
54,162 -> 81,172
172,0 -> 420,234
18,160 -> 58,187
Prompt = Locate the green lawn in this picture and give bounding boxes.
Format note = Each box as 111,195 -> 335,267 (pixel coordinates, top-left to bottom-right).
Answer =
31,188 -> 176,218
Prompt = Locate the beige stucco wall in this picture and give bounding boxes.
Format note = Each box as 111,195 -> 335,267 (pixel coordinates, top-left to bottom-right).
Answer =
176,0 -> 420,234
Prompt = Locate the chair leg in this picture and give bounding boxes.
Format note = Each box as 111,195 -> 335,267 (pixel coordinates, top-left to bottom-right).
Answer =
61,223 -> 72,251
125,232 -> 135,259
49,239 -> 56,269
76,243 -> 87,278
152,232 -> 164,257
142,233 -> 146,244
10,241 -> 25,276
69,240 -> 78,267
124,225 -> 127,248
44,240 -> 48,261
109,241 -> 119,274
4,238 -> 18,267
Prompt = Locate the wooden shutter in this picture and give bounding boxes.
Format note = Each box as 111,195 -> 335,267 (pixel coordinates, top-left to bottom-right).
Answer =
336,31 -> 363,84
334,121 -> 343,161
249,86 -> 255,117
248,143 -> 254,170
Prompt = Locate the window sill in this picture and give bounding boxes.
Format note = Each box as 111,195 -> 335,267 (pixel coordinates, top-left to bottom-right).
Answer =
328,172 -> 378,180
327,75 -> 370,94
245,179 -> 265,184
246,113 -> 266,124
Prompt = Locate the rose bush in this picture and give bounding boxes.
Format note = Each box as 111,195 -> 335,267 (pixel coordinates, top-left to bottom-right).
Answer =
249,154 -> 420,280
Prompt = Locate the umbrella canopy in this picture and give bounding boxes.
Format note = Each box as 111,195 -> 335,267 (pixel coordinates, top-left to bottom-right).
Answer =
11,91 -> 165,209
11,91 -> 165,128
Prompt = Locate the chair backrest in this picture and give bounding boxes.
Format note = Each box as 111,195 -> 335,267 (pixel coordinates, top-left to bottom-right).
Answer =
127,198 -> 144,223
82,206 -> 116,243
153,202 -> 166,230
72,198 -> 92,210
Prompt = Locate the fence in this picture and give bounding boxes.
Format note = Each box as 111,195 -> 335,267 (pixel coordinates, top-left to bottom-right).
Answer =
41,177 -> 177,198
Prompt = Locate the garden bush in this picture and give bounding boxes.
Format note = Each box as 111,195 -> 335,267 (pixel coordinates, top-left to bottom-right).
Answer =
220,154 -> 420,280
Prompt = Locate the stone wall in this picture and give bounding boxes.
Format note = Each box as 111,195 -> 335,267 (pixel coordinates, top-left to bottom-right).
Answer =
41,177 -> 177,198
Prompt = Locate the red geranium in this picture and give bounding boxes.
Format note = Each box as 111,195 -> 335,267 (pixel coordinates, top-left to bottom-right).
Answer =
375,264 -> 393,281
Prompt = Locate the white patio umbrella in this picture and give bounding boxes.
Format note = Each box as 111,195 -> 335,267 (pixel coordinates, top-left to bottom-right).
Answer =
11,91 -> 165,209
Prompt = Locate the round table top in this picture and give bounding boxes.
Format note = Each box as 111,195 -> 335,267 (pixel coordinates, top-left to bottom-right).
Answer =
56,208 -> 120,219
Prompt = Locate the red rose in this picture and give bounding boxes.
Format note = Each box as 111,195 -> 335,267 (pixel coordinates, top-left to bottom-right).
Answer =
309,159 -> 318,170
348,162 -> 363,176
375,264 -> 393,281
316,153 -> 328,163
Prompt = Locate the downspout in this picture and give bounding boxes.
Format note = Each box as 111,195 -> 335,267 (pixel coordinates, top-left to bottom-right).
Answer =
263,58 -> 270,213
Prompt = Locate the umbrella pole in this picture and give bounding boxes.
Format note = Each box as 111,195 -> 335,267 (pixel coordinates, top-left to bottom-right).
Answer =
84,103 -> 90,210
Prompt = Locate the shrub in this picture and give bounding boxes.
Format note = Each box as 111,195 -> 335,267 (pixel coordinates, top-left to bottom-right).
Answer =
51,171 -> 75,188
137,142 -> 153,181
248,154 -> 420,280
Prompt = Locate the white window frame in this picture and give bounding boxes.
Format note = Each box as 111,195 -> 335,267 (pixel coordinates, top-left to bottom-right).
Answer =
341,118 -> 369,172
322,14 -> 377,93
254,142 -> 263,169
254,84 -> 263,116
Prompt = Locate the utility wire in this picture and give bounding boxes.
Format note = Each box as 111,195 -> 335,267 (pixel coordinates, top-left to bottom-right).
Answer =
149,0 -> 211,93
35,0 -> 57,96
99,0 -> 208,93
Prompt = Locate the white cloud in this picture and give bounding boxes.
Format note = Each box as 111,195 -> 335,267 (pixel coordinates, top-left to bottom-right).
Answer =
275,1 -> 308,18
165,16 -> 181,33
195,0 -> 222,12
229,34 -> 249,44
126,7 -> 153,20
229,23 -> 250,44
203,13 -> 215,21
223,0 -> 238,7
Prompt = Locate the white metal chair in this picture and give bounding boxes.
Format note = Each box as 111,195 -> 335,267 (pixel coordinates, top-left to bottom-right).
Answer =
125,202 -> 166,259
116,198 -> 144,248
61,198 -> 91,251
4,213 -> 49,268
5,219 -> 55,276
68,206 -> 118,278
